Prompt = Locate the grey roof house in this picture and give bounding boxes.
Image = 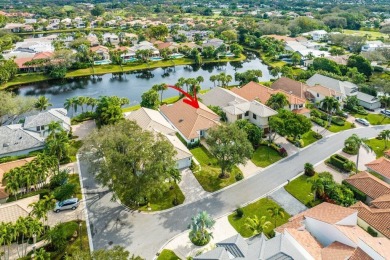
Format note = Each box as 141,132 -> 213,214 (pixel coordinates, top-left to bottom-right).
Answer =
306,74 -> 380,110
0,108 -> 70,158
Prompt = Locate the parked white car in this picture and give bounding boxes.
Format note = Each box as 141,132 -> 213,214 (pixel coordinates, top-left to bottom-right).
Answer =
54,198 -> 79,213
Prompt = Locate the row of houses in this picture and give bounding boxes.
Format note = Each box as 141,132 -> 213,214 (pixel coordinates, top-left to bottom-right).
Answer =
195,202 -> 390,259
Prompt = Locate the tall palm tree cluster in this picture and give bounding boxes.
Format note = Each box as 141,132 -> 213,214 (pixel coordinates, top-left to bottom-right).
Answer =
34,96 -> 52,112
64,96 -> 98,116
0,216 -> 45,259
3,155 -> 57,201
175,76 -> 204,96
209,72 -> 233,88
309,172 -> 356,206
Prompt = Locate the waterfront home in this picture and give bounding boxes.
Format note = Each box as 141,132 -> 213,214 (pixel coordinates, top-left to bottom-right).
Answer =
2,23 -> 33,33
196,202 -> 390,260
23,108 -> 71,136
231,81 -> 308,115
202,38 -> 226,49
271,77 -> 310,99
90,45 -> 111,65
103,33 -> 120,45
87,34 -> 100,47
361,41 -> 387,52
155,42 -> 180,53
160,100 -> 220,145
14,52 -> 53,72
129,41 -> 160,58
200,87 -> 278,130
125,108 -> 192,169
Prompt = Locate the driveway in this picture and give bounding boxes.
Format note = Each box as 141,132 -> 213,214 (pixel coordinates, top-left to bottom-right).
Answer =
178,169 -> 209,204
72,120 -> 96,140
269,187 -> 307,216
80,125 -> 390,260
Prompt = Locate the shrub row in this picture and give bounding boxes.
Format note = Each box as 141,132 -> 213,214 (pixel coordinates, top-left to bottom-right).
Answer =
342,180 -> 367,202
311,116 -> 327,127
329,154 -> 351,171
331,116 -> 345,126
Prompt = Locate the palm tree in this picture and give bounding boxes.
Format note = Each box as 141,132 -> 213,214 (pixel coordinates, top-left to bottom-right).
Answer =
86,97 -> 98,111
64,98 -> 74,115
267,207 -> 285,228
188,211 -> 215,244
34,96 -> 52,111
270,67 -> 281,78
47,121 -> 62,136
35,248 -> 50,260
78,96 -> 89,113
379,130 -> 390,148
152,83 -> 168,103
210,75 -> 217,88
266,93 -> 290,110
320,96 -> 340,125
344,134 -> 370,173
244,215 -> 272,237
308,178 -> 325,201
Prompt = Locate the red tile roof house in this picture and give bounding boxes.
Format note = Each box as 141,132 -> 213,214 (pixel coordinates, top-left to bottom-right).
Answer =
159,99 -> 220,145
14,52 -> 53,73
345,171 -> 390,238
365,157 -> 390,184
231,81 -> 310,116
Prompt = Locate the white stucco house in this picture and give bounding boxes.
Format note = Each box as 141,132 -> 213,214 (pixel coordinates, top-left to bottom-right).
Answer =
125,107 -> 193,169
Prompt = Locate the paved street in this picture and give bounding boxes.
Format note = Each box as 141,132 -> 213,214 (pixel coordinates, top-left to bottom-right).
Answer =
80,125 -> 390,260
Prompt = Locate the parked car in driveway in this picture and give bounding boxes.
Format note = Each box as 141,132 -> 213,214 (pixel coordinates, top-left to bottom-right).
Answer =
54,198 -> 79,213
355,118 -> 370,126
380,109 -> 390,116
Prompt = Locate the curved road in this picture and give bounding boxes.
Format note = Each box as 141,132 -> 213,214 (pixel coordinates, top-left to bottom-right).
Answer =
79,125 -> 389,260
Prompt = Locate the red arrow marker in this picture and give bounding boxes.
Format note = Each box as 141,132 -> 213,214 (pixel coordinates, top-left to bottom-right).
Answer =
167,85 -> 200,109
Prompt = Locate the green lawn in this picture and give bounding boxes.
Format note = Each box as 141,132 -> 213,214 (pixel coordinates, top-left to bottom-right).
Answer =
301,131 -> 318,147
355,113 -> 390,125
343,29 -> 388,40
228,198 -> 290,238
251,145 -> 283,167
284,174 -> 321,207
328,121 -> 354,133
190,146 -> 240,192
157,250 -> 181,260
138,182 -> 185,211
364,138 -> 389,158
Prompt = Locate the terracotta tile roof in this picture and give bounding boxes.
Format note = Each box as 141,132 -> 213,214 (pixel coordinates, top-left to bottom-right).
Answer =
159,100 -> 220,140
275,214 -> 304,233
335,224 -> 372,244
365,157 -> 390,179
0,157 -> 35,185
231,81 -> 306,105
371,194 -> 390,209
0,188 -> 8,200
359,236 -> 390,259
345,171 -> 390,200
14,57 -> 32,69
115,46 -> 129,51
350,201 -> 390,238
307,84 -> 343,98
90,45 -> 109,53
271,77 -> 309,98
285,228 -> 322,259
33,52 -> 53,60
292,108 -> 311,115
303,202 -> 357,224
349,248 -> 373,260
0,195 -> 39,223
321,241 -> 355,260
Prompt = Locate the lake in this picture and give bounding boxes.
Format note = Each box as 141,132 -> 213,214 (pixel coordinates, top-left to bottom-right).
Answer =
15,53 -> 274,109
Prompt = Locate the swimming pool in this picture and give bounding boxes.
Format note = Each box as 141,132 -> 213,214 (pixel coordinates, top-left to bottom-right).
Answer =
170,53 -> 184,59
94,60 -> 112,65
149,57 -> 163,61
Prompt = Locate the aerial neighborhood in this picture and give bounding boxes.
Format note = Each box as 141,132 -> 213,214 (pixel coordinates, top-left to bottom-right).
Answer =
1,0 -> 390,259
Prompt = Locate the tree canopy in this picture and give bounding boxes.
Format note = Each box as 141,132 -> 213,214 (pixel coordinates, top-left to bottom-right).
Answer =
206,124 -> 253,178
269,109 -> 312,140
82,120 -> 178,207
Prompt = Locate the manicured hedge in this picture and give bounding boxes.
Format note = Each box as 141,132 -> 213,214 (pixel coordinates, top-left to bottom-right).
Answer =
342,180 -> 367,201
311,116 -> 327,127
331,116 -> 345,126
367,226 -> 378,237
329,154 -> 350,170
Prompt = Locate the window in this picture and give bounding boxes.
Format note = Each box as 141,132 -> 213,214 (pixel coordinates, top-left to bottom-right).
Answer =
317,93 -> 319,97
238,114 -> 242,120
253,114 -> 257,120
245,111 -> 249,116
36,125 -> 45,131
190,139 -> 195,143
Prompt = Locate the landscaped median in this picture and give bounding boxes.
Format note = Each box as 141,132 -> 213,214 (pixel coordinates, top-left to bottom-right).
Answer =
190,146 -> 242,192
228,198 -> 290,238
1,54 -> 246,89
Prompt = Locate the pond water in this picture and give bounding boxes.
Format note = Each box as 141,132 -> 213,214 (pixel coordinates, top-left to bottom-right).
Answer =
15,53 -> 274,110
